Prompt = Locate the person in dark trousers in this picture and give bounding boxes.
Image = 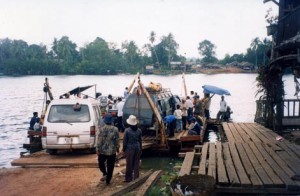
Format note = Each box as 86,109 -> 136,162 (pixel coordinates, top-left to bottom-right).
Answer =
202,93 -> 211,119
188,117 -> 202,135
123,115 -> 142,183
163,114 -> 176,137
96,113 -> 119,185
180,99 -> 188,130
216,95 -> 227,122
116,97 -> 125,132
29,112 -> 38,130
223,106 -> 233,122
186,96 -> 194,123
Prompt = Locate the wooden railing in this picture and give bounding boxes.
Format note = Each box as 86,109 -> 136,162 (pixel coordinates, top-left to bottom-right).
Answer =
255,100 -> 267,125
283,99 -> 300,117
282,99 -> 300,127
255,99 -> 300,128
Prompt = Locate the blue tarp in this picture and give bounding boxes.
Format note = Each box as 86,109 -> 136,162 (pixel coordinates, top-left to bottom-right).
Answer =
202,85 -> 231,96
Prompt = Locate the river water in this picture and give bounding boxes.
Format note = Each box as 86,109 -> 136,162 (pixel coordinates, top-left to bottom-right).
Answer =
0,74 -> 296,168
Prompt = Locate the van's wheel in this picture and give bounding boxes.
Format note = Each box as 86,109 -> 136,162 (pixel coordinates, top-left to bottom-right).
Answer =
48,149 -> 57,155
90,147 -> 96,154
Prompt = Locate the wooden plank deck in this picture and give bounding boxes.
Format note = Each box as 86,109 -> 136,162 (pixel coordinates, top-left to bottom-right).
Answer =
167,118 -> 207,152
12,139 -> 154,167
177,122 -> 300,194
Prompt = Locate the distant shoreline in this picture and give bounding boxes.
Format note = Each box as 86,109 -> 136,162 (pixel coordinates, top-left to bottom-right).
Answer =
197,67 -> 257,74
0,67 -> 257,77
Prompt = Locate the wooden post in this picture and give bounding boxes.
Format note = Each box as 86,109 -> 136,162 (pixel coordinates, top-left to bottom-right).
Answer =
127,72 -> 140,94
137,79 -> 167,145
182,72 -> 187,99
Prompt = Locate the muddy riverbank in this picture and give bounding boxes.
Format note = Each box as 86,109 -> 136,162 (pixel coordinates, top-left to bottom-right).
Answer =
0,162 -> 135,196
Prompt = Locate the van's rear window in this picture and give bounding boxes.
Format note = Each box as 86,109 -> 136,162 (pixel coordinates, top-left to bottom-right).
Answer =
125,96 -> 151,109
48,104 -> 90,123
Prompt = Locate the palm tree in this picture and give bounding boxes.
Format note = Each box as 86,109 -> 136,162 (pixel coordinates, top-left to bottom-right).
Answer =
251,37 -> 262,68
149,31 -> 160,68
165,33 -> 178,67
261,38 -> 271,65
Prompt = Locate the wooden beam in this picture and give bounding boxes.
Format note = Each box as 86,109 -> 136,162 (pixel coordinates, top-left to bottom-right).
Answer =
228,142 -> 251,187
222,142 -> 240,186
182,72 -> 187,98
216,142 -> 228,185
127,72 -> 140,94
179,152 -> 194,176
242,142 -> 273,187
135,170 -> 162,196
174,165 -> 199,170
110,169 -> 153,196
235,142 -> 263,188
138,78 -> 166,145
207,143 -> 216,179
178,152 -> 201,158
198,142 -> 209,175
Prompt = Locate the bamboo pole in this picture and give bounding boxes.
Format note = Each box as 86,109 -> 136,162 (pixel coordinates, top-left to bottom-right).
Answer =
127,72 -> 140,94
182,72 -> 187,99
137,78 -> 167,145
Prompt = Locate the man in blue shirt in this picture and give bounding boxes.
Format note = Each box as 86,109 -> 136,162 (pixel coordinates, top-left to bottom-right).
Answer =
163,115 -> 176,137
29,112 -> 38,130
188,117 -> 201,135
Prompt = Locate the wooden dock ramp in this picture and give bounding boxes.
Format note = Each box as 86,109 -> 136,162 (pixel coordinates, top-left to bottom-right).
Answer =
177,123 -> 300,195
12,140 -> 154,167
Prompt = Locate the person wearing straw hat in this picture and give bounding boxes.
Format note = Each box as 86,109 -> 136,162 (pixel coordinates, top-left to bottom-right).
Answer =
123,115 -> 142,183
96,113 -> 119,185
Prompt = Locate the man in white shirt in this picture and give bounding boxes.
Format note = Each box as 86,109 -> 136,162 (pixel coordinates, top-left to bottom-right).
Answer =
186,96 -> 194,122
216,96 -> 227,122
116,97 -> 125,132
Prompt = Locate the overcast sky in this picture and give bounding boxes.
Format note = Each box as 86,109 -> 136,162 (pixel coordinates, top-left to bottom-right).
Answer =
0,0 -> 278,59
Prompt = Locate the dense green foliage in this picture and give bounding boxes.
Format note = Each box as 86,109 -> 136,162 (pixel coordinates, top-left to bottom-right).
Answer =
198,39 -> 218,63
201,37 -> 272,67
0,34 -> 272,75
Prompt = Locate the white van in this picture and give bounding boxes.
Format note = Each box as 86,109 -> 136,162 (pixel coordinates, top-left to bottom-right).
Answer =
42,98 -> 102,155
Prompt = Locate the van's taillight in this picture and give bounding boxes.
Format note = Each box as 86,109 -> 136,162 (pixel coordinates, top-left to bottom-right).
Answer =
42,126 -> 47,137
90,126 -> 96,136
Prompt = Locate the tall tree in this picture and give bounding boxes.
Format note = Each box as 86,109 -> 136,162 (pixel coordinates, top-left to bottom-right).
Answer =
156,33 -> 179,67
250,37 -> 262,68
79,37 -> 116,74
260,38 -> 271,66
165,33 -> 179,67
51,36 -> 79,73
198,40 -> 218,63
149,31 -> 160,67
122,40 -> 140,69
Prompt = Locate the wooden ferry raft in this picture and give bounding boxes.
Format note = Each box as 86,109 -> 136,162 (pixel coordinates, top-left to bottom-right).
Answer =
176,122 -> 300,195
13,138 -> 154,167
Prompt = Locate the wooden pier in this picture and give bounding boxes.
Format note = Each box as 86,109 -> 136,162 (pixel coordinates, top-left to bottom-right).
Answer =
177,122 -> 300,195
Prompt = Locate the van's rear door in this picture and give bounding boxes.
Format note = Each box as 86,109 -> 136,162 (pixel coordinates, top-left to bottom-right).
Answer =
46,104 -> 93,145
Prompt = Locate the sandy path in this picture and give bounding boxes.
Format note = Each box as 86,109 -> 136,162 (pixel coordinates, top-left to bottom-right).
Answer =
0,165 -> 127,196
